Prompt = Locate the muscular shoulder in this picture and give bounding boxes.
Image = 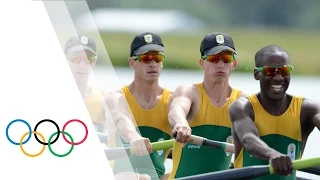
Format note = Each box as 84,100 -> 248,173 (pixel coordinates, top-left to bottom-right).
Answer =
167,90 -> 174,101
104,89 -> 127,107
172,84 -> 199,100
301,98 -> 320,117
239,91 -> 250,98
229,97 -> 254,122
174,84 -> 199,92
167,91 -> 174,108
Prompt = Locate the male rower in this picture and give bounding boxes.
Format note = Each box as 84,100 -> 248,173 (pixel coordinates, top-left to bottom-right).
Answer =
64,35 -> 107,134
105,32 -> 173,180
229,45 -> 320,180
168,32 -> 246,179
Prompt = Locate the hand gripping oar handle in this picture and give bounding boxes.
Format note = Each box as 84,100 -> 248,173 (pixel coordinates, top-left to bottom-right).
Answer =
173,133 -> 235,153
105,139 -> 175,160
270,156 -> 320,174
175,156 -> 320,180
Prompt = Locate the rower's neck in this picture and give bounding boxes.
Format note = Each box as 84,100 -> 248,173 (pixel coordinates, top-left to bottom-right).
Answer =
128,80 -> 162,103
257,92 -> 290,116
202,80 -> 232,107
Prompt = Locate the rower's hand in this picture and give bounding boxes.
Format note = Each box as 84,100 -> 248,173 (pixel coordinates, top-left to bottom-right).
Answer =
172,122 -> 191,145
139,174 -> 151,180
269,151 -> 293,176
130,137 -> 152,156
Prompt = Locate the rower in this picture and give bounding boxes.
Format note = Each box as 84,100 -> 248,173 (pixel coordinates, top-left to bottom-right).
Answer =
229,45 -> 320,180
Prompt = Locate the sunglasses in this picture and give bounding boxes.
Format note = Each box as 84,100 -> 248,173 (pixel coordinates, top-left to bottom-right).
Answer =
254,65 -> 294,76
132,54 -> 166,64
202,51 -> 235,63
66,54 -> 97,64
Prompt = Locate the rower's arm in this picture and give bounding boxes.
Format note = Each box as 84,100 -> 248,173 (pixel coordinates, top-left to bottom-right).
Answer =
168,85 -> 195,128
301,99 -> 320,132
311,102 -> 320,130
167,92 -> 174,132
229,98 -> 278,160
105,92 -> 142,142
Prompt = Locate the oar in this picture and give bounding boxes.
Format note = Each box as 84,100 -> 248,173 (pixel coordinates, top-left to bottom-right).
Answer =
300,166 -> 320,176
175,156 -> 320,180
173,134 -> 320,176
97,132 -> 108,144
99,131 -> 320,177
105,133 -> 235,160
174,133 -> 235,153
105,139 -> 175,160
229,162 -> 320,177
187,134 -> 234,153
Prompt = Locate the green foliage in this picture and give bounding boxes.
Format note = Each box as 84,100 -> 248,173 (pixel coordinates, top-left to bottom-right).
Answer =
86,0 -> 320,29
95,27 -> 320,75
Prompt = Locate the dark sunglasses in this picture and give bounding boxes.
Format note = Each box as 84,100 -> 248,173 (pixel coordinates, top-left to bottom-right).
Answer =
202,51 -> 235,63
132,54 -> 166,64
255,65 -> 294,76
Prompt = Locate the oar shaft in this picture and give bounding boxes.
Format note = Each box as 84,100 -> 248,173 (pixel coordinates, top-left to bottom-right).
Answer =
105,139 -> 175,160
97,132 -> 108,143
229,162 -> 320,177
104,147 -> 131,160
294,157 -> 320,170
129,139 -> 175,155
151,139 -> 175,151
269,157 -> 320,174
300,166 -> 320,175
175,166 -> 270,180
176,157 -> 320,180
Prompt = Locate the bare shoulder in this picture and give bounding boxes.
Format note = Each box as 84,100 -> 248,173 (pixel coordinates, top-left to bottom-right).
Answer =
166,91 -> 174,112
174,84 -> 198,92
172,84 -> 200,99
230,96 -> 250,111
104,89 -> 127,106
105,89 -> 122,98
229,96 -> 253,122
301,98 -> 320,115
239,90 -> 250,98
167,90 -> 174,102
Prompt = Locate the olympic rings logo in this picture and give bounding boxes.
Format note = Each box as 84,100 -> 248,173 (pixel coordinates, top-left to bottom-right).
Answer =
5,119 -> 88,157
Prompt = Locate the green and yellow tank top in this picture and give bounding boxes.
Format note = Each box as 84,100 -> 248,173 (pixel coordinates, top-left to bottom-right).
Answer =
169,83 -> 241,179
113,86 -> 172,179
234,94 -> 303,180
85,88 -> 105,133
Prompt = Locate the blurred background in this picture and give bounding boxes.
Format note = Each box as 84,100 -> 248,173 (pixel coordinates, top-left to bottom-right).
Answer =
62,0 -> 320,75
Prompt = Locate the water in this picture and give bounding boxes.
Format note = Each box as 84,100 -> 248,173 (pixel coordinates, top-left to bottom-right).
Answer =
91,66 -> 320,179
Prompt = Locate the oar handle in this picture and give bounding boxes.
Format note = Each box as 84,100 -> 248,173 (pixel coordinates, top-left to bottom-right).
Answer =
188,134 -> 235,153
187,134 -> 203,145
130,139 -> 175,155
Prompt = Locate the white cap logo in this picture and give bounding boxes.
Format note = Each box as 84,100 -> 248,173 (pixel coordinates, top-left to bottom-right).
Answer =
144,34 -> 153,44
216,35 -> 224,45
80,36 -> 89,45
